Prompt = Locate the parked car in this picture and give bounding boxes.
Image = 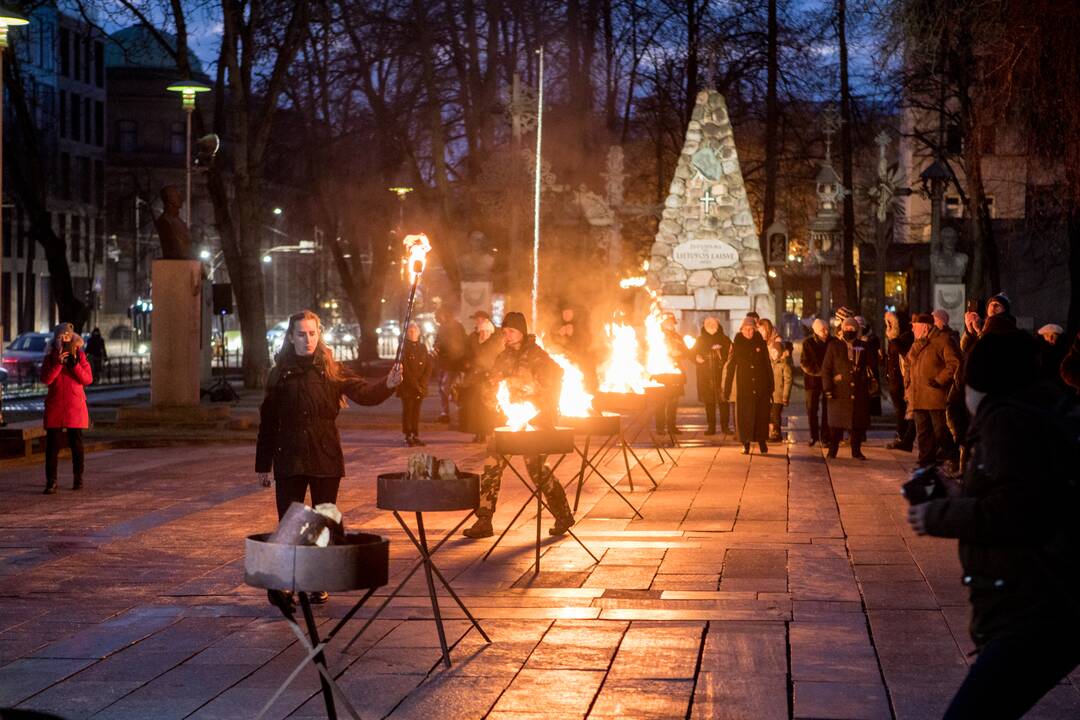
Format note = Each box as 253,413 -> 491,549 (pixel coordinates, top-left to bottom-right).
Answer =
266,320 -> 289,356
3,332 -> 51,383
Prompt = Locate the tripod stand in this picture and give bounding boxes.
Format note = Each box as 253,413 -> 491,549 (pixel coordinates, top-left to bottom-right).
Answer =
208,312 -> 239,402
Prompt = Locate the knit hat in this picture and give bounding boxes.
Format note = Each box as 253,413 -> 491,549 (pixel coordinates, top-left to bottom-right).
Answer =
53,322 -> 75,336
811,318 -> 828,337
501,311 -> 528,336
986,292 -> 1011,314
965,330 -> 1039,395
912,313 -> 934,325
931,308 -> 950,325
835,306 -> 855,323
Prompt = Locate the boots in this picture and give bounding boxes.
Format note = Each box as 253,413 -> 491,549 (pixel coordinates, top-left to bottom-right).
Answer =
43,479 -> 58,495
742,443 -> 750,455
73,476 -> 83,490
759,441 -> 768,454
851,440 -> 867,461
543,477 -> 575,536
463,511 -> 494,539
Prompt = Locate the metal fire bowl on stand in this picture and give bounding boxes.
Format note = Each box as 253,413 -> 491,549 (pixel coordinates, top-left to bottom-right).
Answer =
376,472 -> 480,513
245,532 -> 389,593
494,427 -> 575,456
595,391 -> 649,414
560,412 -> 622,436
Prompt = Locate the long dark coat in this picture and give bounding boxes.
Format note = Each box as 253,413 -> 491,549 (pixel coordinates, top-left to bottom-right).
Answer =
800,334 -> 831,391
397,340 -> 432,400
883,331 -> 914,401
923,382 -> 1077,647
693,329 -> 731,403
723,332 -> 773,442
256,353 -> 394,479
821,339 -> 873,431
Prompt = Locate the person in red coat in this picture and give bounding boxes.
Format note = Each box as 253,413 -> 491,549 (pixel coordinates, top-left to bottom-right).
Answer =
41,322 -> 92,494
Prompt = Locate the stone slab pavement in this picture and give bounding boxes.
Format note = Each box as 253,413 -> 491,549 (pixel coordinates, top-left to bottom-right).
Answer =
1,404 -> 1078,719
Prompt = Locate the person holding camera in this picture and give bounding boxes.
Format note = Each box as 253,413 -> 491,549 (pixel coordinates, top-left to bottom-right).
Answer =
907,330 -> 1080,719
41,322 -> 93,494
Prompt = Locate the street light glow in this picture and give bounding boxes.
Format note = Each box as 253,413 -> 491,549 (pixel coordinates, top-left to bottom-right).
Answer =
272,207 -> 283,216
0,5 -> 29,48
199,249 -> 211,260
165,78 -> 211,110
262,255 -> 272,264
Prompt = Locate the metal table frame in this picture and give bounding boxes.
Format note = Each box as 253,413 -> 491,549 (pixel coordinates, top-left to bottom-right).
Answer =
569,428 -> 644,519
344,510 -> 490,667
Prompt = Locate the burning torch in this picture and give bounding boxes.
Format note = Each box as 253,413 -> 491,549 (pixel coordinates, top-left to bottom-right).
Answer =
397,233 -> 432,362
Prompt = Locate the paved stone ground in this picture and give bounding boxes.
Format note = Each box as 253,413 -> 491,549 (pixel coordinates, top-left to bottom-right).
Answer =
1,404 -> 1078,719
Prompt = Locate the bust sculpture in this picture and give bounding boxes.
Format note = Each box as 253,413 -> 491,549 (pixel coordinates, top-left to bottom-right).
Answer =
458,231 -> 496,282
932,227 -> 968,283
154,185 -> 193,260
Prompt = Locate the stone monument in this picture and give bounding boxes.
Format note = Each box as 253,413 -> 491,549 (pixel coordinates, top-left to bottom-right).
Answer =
459,230 -> 495,321
647,89 -> 774,334
153,186 -> 194,260
932,226 -> 968,323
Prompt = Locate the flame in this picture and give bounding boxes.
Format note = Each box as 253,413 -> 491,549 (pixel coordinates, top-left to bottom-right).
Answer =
645,310 -> 680,375
683,334 -> 696,349
549,349 -> 594,418
619,276 -> 646,289
496,381 -> 538,431
403,233 -> 432,285
598,322 -> 658,394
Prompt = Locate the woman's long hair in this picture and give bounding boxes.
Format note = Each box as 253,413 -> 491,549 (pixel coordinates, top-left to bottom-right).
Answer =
272,310 -> 345,384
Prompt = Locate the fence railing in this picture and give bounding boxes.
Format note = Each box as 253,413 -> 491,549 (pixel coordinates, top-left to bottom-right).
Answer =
2,355 -> 151,397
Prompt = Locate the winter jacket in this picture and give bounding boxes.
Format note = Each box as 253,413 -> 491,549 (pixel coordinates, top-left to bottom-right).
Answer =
771,349 -> 793,405
922,382 -> 1079,646
822,338 -> 874,431
256,353 -> 395,478
693,329 -> 731,403
1061,331 -> 1080,392
41,343 -> 92,429
490,334 -> 563,428
397,340 -> 432,400
434,319 -> 469,372
463,331 -> 505,385
723,332 -> 773,443
883,331 -> 914,401
905,327 -> 962,411
800,334 -> 831,391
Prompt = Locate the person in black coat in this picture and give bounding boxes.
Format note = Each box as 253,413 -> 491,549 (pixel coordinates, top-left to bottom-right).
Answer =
257,310 -> 402,520
800,318 -> 833,446
693,317 -> 732,436
883,311 -> 915,451
821,317 -> 874,460
399,322 -> 432,447
909,330 -> 1080,719
723,316 -> 773,454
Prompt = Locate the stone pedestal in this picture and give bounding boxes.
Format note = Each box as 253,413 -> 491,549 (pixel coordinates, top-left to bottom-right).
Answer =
151,260 -> 203,407
460,281 -> 493,324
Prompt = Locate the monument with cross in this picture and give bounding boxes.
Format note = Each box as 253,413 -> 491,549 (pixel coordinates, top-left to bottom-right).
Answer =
646,88 -> 774,333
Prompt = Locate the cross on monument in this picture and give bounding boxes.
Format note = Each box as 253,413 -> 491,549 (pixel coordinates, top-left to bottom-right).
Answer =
701,189 -> 716,215
821,105 -> 842,164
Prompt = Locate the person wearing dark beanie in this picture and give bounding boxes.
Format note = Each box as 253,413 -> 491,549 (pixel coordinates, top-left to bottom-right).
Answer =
908,328 -> 1079,719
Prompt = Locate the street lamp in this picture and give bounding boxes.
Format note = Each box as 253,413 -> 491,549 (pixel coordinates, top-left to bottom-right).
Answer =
388,184 -> 413,232
165,78 -> 211,226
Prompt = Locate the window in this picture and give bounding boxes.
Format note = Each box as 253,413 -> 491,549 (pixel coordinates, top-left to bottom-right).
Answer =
946,123 -> 963,156
59,153 -> 71,200
59,28 -> 70,77
83,97 -> 91,145
59,90 -> 67,138
117,119 -> 136,153
170,122 -> 185,155
94,101 -> 104,146
944,196 -> 962,218
69,91 -> 80,142
94,160 -> 104,209
73,34 -> 82,82
94,41 -> 104,87
70,216 -> 81,263
78,157 -> 91,204
84,35 -> 91,84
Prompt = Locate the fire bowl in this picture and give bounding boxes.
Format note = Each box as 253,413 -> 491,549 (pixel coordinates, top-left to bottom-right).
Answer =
595,391 -> 649,413
560,412 -> 622,436
652,373 -> 685,387
245,531 -> 389,593
494,426 -> 575,456
645,383 -> 680,402
377,472 -> 480,513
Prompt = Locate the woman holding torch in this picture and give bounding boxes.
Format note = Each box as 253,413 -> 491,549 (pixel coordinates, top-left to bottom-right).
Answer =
256,310 -> 402,600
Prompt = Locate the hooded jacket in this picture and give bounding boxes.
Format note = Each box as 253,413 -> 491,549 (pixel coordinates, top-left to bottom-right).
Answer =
41,334 -> 92,429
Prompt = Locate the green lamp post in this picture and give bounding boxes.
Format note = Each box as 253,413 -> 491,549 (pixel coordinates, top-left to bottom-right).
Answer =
165,79 -> 211,226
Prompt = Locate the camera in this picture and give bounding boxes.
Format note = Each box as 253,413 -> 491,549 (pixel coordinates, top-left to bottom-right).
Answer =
901,465 -> 949,505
